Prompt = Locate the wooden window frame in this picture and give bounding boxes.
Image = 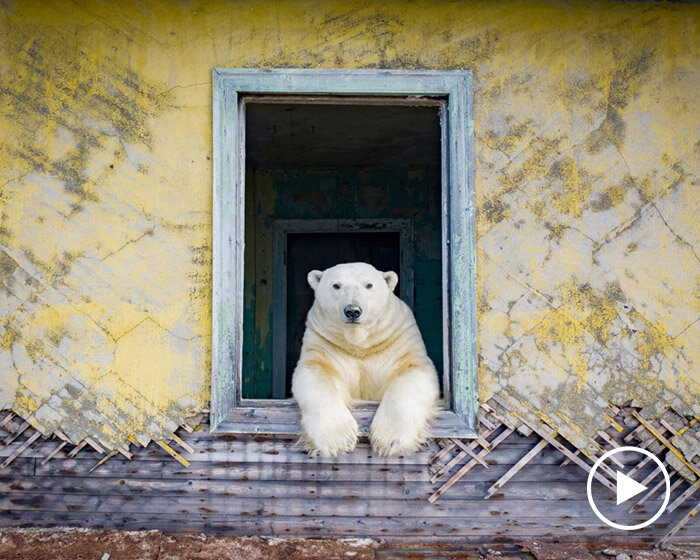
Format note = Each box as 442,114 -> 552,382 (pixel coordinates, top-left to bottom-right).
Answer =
212,68 -> 477,438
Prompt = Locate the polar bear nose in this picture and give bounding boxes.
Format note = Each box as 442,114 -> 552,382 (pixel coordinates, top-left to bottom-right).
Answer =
343,304 -> 362,321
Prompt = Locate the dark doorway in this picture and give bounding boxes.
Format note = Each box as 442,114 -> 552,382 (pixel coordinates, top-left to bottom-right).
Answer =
242,98 -> 443,399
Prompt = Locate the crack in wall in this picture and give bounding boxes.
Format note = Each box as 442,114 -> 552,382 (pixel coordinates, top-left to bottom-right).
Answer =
649,201 -> 700,264
95,228 -> 155,262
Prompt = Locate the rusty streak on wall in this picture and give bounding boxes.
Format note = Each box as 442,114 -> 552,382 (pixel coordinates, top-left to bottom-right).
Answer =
0,1 -> 698,454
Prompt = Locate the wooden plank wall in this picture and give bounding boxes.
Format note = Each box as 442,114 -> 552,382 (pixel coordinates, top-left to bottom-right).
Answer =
1,423 -> 698,544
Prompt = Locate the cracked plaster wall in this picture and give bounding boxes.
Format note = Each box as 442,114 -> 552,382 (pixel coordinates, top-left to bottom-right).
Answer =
0,0 -> 698,453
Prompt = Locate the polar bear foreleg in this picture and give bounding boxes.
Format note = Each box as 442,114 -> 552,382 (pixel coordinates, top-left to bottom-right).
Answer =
292,364 -> 359,457
370,368 -> 439,456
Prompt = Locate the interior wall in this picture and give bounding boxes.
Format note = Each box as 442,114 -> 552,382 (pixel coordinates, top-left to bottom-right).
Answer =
0,0 -> 698,450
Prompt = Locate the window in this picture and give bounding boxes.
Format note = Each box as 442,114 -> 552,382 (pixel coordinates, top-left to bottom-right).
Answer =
212,69 -> 477,438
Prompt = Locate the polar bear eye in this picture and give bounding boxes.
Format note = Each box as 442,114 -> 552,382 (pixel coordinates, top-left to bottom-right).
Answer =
332,283 -> 341,290
365,283 -> 373,289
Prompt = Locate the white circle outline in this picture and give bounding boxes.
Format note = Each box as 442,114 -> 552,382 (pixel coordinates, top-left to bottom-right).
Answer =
587,446 -> 670,531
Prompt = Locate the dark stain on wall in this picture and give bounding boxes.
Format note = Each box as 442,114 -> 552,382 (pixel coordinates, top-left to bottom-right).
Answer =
584,49 -> 655,154
1,32 -> 169,205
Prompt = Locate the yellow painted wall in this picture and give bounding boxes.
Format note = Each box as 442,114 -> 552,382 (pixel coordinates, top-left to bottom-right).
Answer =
1,0 -> 698,451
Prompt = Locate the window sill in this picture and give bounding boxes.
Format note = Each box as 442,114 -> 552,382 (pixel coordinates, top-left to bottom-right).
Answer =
213,400 -> 478,439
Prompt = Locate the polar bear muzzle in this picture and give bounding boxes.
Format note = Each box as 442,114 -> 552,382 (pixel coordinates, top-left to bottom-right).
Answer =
343,304 -> 362,323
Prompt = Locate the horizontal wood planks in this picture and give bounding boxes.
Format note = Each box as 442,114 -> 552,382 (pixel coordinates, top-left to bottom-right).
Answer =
1,425 -> 698,543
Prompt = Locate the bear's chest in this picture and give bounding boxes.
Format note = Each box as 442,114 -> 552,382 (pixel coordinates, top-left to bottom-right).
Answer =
352,354 -> 399,401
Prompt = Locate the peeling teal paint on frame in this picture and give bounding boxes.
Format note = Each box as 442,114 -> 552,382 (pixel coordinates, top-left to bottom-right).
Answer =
448,71 -> 478,431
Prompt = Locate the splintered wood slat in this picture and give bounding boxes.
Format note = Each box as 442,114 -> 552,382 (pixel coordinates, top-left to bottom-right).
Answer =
0,413 -> 199,470
158,440 -> 191,467
491,394 -> 617,492
594,430 -> 625,467
53,430 -> 72,443
666,478 -> 700,514
626,454 -> 655,477
117,447 -> 133,460
629,476 -> 683,514
485,437 -> 548,499
657,498 -> 699,549
537,430 -> 616,492
83,437 -> 106,455
430,427 -> 497,483
67,441 -> 88,458
676,417 -> 698,436
431,426 -> 497,474
561,430 -> 623,469
172,433 -> 195,455
0,412 -> 15,430
659,418 -> 679,435
659,416 -> 697,439
451,438 -> 489,469
428,426 -> 514,504
607,402 -> 621,415
624,422 -> 646,443
602,414 -> 625,433
638,458 -> 675,488
429,440 -> 458,466
90,450 -> 119,473
477,410 -> 497,431
479,402 -> 516,431
1,431 -> 41,469
41,441 -> 68,465
631,411 -> 700,479
0,420 -> 29,448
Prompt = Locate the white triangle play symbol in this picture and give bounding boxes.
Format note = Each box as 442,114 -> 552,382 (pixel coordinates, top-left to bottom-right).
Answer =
616,470 -> 647,505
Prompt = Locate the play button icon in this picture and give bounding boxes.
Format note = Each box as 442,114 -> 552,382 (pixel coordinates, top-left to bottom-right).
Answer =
616,470 -> 647,505
587,446 -> 671,530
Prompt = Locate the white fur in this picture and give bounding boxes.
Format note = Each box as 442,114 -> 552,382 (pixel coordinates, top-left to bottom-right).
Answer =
292,262 -> 440,457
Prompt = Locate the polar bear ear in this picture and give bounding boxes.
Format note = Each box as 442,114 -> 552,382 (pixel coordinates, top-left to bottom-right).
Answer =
383,271 -> 398,292
307,270 -> 324,291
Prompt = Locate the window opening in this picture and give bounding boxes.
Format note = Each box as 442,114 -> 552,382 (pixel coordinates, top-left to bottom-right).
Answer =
243,100 -> 442,400
212,69 -> 477,437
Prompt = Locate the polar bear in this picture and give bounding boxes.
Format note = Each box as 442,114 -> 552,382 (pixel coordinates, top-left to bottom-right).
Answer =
291,262 -> 440,457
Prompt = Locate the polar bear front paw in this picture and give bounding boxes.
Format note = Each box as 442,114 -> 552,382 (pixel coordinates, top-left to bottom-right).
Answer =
369,411 -> 428,457
299,407 -> 359,457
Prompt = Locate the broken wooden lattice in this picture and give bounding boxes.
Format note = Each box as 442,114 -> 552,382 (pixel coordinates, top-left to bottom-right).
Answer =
429,394 -> 700,548
1,395 -> 698,547
0,410 -> 195,471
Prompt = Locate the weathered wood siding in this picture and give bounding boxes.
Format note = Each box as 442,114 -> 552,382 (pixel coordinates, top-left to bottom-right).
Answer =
1,426 -> 698,544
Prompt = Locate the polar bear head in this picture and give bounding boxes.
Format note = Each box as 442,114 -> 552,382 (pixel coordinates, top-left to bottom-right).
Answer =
307,262 -> 399,327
